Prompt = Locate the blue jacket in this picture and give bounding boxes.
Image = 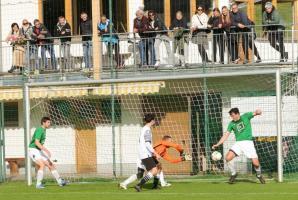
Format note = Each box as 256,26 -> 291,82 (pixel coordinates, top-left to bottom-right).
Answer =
98,19 -> 119,44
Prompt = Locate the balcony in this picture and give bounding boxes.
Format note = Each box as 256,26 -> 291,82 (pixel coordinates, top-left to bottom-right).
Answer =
0,28 -> 297,87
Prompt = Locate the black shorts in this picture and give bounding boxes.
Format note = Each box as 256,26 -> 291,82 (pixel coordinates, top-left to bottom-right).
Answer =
141,157 -> 159,171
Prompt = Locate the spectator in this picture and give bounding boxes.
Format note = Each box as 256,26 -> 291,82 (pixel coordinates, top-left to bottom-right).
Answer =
170,10 -> 189,67
230,3 -> 250,64
191,6 -> 210,63
98,14 -> 124,68
32,19 -> 57,71
133,10 -> 154,66
54,16 -> 72,70
80,12 -> 93,69
208,8 -> 224,64
6,23 -> 26,73
231,3 -> 261,64
219,6 -> 232,62
20,19 -> 33,41
20,19 -> 34,70
263,2 -> 288,62
148,10 -> 172,67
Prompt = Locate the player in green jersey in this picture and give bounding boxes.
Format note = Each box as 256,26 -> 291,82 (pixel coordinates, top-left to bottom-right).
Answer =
29,117 -> 67,189
212,108 -> 265,184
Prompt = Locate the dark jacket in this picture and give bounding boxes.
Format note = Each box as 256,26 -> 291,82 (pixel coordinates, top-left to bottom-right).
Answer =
80,19 -> 92,41
54,22 -> 71,43
262,6 -> 284,31
31,24 -> 53,45
170,18 -> 189,39
149,17 -> 168,36
170,18 -> 188,30
133,16 -> 149,38
208,16 -> 223,34
231,11 -> 250,32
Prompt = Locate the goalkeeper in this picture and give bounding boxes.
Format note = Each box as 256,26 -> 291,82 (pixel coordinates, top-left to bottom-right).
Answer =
120,135 -> 192,189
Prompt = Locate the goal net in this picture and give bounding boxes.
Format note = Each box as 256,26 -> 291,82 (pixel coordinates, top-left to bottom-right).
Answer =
21,71 -> 298,182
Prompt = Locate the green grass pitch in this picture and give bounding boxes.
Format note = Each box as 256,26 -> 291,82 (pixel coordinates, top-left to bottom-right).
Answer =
1,179 -> 298,200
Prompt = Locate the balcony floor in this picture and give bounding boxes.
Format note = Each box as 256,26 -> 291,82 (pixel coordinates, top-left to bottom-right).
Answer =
0,62 -> 297,87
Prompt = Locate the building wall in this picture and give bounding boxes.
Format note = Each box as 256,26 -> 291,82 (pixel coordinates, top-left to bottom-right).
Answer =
0,0 -> 39,72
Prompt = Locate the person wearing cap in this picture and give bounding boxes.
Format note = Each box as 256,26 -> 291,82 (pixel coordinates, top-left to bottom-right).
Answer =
262,2 -> 288,62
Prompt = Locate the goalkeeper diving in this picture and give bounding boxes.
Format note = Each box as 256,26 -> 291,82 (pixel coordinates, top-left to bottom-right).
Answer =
120,135 -> 192,189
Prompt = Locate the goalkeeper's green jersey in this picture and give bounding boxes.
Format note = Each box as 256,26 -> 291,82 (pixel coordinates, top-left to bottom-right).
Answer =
227,112 -> 254,141
29,127 -> 46,150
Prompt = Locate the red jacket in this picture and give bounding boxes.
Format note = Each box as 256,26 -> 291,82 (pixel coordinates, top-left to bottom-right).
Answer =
133,16 -> 149,37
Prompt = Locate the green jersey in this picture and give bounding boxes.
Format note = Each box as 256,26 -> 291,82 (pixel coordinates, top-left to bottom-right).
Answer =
29,127 -> 46,150
227,112 -> 254,141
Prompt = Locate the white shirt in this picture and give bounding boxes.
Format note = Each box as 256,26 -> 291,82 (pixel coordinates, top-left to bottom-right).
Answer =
191,13 -> 208,29
138,125 -> 155,159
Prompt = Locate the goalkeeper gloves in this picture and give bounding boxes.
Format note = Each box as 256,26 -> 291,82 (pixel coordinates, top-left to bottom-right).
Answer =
181,153 -> 192,161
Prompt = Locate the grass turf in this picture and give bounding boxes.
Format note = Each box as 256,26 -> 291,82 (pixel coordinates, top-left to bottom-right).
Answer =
1,179 -> 298,200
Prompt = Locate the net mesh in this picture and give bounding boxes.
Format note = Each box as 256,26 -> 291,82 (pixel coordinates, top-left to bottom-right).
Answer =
21,72 -> 297,182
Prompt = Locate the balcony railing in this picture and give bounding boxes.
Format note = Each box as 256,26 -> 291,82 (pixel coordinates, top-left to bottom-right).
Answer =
1,26 -> 297,78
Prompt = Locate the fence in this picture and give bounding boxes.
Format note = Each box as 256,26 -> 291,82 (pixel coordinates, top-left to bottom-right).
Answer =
0,69 -> 297,184
1,27 -> 298,76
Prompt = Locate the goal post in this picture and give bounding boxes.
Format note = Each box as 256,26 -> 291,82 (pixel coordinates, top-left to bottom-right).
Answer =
22,70 -> 298,185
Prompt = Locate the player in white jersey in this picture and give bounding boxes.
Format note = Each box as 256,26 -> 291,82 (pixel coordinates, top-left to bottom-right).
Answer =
120,159 -> 170,190
134,114 -> 161,192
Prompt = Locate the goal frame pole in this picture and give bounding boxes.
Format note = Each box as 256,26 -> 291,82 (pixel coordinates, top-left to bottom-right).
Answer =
276,69 -> 283,183
23,84 -> 32,186
24,69 -> 288,183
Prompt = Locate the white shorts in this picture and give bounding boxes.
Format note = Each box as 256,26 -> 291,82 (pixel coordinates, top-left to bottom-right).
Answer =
230,141 -> 258,159
29,148 -> 48,163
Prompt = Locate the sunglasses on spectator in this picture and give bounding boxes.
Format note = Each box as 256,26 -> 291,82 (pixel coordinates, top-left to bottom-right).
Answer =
197,9 -> 203,11
23,22 -> 29,25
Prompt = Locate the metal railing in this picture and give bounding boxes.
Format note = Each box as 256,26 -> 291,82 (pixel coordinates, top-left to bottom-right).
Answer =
0,26 -> 297,76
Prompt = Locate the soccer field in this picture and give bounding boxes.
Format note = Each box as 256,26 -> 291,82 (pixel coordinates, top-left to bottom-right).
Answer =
1,180 -> 298,200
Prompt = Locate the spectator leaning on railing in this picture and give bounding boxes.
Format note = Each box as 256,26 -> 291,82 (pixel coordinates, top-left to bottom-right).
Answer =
191,6 -> 210,63
133,9 -> 153,67
20,19 -> 33,41
80,12 -> 93,69
148,10 -> 173,67
262,2 -> 288,62
208,7 -> 224,64
54,16 -> 72,70
170,10 -> 189,67
219,6 -> 232,63
231,3 -> 261,64
98,14 -> 124,68
230,3 -> 250,64
6,23 -> 26,73
32,19 -> 57,71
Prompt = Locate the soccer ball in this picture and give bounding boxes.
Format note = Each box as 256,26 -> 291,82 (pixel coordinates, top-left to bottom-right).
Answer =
211,151 -> 222,161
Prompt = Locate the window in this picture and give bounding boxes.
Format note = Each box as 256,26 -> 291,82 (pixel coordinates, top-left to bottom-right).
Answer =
144,0 -> 165,22
73,0 -> 92,34
4,102 -> 19,127
102,0 -> 128,32
170,0 -> 190,23
43,0 -> 65,36
196,0 -> 212,13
